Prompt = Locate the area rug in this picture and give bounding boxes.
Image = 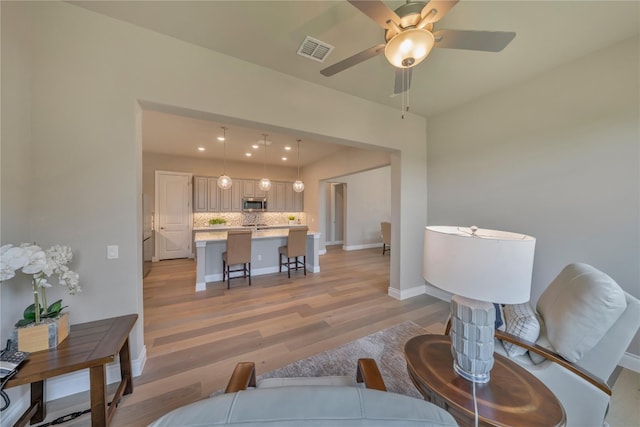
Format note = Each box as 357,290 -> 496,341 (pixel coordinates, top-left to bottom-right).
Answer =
256,321 -> 427,399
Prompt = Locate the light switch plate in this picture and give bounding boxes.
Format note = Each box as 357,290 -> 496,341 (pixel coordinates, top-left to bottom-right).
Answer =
107,245 -> 119,259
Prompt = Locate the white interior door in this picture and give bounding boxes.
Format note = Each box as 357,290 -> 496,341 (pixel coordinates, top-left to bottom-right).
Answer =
156,171 -> 192,260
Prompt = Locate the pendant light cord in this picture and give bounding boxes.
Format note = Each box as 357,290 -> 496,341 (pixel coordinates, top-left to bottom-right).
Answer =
222,127 -> 227,175
296,139 -> 301,179
262,134 -> 268,175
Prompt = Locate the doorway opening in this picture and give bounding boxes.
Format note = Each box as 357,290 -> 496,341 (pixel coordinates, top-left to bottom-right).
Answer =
326,183 -> 346,246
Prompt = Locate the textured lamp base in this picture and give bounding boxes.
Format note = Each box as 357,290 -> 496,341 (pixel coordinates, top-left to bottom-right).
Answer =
450,295 -> 495,383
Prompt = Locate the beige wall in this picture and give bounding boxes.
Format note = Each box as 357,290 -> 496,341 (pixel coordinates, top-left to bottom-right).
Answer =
427,36 -> 640,356
0,2 -> 35,331
0,2 -> 428,407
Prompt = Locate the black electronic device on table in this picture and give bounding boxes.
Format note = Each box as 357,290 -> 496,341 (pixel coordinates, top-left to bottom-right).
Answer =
0,342 -> 29,380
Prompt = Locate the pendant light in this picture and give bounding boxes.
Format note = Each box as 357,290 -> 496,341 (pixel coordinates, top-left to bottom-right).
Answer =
258,133 -> 271,191
217,126 -> 232,190
293,139 -> 304,193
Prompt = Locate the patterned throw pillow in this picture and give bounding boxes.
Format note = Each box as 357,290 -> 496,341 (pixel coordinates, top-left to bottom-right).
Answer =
502,303 -> 540,357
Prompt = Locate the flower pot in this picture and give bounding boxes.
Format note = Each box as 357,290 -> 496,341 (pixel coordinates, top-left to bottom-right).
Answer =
289,220 -> 295,225
12,312 -> 70,352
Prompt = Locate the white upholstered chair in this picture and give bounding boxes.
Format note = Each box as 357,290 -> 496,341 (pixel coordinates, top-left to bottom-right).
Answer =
492,263 -> 640,427
149,359 -> 458,426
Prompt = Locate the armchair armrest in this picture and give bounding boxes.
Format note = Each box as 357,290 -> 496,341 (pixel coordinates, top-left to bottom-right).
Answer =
356,358 -> 387,391
494,329 -> 611,396
225,362 -> 256,393
444,318 -> 610,396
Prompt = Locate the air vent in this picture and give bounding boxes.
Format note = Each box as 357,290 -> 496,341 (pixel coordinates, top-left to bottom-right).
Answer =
297,36 -> 334,63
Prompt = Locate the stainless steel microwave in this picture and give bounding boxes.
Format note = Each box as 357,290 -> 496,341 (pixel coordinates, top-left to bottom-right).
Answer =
243,197 -> 267,212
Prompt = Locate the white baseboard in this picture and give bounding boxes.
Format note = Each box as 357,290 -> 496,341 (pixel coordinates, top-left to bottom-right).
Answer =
342,243 -> 381,251
619,352 -> 640,372
0,346 -> 147,426
423,283 -> 452,302
387,284 -> 427,301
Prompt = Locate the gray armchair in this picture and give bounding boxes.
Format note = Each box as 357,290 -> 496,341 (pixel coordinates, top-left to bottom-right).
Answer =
493,263 -> 640,427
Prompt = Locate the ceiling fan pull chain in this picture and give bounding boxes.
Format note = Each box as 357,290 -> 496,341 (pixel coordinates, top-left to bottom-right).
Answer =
401,69 -> 410,119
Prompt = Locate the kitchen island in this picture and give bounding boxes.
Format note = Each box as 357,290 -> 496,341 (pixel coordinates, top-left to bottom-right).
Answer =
194,228 -> 320,291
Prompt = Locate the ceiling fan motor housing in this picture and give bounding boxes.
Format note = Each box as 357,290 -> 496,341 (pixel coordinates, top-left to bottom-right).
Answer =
384,1 -> 434,43
384,2 -> 435,69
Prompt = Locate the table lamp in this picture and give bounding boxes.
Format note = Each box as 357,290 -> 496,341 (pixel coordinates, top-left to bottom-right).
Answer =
423,225 -> 536,384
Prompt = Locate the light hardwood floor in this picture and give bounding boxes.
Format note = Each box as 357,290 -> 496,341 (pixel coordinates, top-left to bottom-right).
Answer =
112,245 -> 450,426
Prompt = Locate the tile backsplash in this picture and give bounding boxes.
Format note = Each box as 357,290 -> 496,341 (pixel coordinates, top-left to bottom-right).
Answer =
193,212 -> 306,228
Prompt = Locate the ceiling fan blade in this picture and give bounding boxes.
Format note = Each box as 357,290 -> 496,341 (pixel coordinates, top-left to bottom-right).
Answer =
433,29 -> 516,52
393,68 -> 413,94
320,44 -> 385,77
348,0 -> 401,30
418,0 -> 459,27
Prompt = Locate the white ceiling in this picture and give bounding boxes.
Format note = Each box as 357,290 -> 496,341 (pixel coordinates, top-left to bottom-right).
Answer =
142,109 -> 349,167
71,0 -> 639,164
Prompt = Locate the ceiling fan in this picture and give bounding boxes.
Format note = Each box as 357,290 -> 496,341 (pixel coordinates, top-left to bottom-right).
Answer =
320,0 -> 516,94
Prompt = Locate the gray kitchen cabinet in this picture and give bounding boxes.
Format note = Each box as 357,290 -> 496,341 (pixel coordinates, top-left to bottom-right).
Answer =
268,182 -> 287,212
285,184 -> 304,212
231,181 -> 243,211
219,186 -> 232,212
193,176 -> 220,212
194,176 -> 299,212
207,177 -> 220,212
193,176 -> 209,212
243,179 -> 266,198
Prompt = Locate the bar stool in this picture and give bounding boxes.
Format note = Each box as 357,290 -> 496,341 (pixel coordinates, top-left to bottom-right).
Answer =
222,230 -> 252,289
278,227 -> 308,278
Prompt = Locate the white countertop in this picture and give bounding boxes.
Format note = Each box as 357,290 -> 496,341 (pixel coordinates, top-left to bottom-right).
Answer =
193,224 -> 307,232
195,228 -> 318,243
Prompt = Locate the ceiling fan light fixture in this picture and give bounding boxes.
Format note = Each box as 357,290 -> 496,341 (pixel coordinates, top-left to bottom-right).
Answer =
384,28 -> 434,68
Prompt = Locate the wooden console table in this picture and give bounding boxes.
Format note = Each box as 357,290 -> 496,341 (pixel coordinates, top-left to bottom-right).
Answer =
5,314 -> 138,427
405,334 -> 566,427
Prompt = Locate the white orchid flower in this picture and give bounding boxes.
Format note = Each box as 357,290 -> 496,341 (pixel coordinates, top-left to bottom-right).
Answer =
22,249 -> 47,275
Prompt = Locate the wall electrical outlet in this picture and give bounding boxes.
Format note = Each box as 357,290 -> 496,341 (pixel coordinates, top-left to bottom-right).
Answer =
107,245 -> 119,259
257,254 -> 262,261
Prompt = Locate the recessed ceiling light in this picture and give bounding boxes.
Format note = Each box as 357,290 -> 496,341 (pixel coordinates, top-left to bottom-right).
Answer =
252,144 -> 260,149
217,136 -> 225,142
282,157 -> 288,161
245,153 -> 252,157
284,146 -> 292,151
198,147 -> 205,151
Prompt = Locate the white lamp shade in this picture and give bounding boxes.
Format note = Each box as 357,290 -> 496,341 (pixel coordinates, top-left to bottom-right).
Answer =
384,28 -> 435,68
258,178 -> 272,192
217,175 -> 232,190
293,180 -> 304,193
423,226 -> 536,304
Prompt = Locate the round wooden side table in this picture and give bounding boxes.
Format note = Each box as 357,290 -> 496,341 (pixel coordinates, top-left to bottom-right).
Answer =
405,334 -> 566,427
